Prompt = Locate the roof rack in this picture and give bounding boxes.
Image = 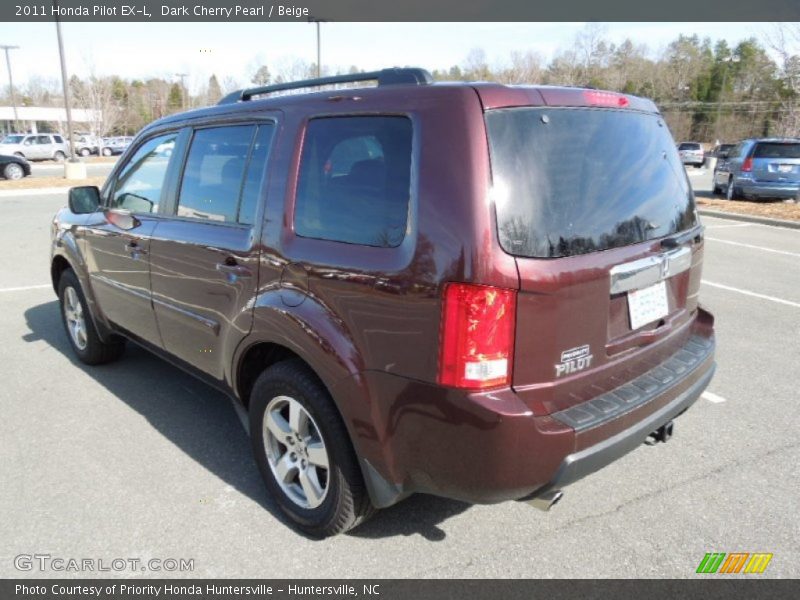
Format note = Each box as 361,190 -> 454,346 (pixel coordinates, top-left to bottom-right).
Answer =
218,67 -> 433,104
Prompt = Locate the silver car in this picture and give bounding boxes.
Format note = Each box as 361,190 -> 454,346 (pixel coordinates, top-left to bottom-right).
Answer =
677,142 -> 704,168
0,133 -> 69,162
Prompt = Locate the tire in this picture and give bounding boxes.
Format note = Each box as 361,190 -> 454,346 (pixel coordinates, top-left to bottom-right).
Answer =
249,359 -> 375,537
58,269 -> 125,365
53,151 -> 66,162
726,177 -> 741,201
3,162 -> 24,180
102,147 -> 112,157
79,147 -> 91,157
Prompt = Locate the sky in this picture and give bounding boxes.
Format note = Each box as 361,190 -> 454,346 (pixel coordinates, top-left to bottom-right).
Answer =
0,21 -> 791,94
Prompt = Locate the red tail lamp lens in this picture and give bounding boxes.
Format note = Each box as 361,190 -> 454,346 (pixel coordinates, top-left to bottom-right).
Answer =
438,283 -> 516,389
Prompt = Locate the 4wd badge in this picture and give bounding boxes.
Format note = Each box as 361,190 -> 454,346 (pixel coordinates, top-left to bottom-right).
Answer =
555,345 -> 593,377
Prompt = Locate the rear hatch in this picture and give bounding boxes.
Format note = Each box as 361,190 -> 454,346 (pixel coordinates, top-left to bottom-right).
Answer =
484,97 -> 704,416
749,141 -> 800,184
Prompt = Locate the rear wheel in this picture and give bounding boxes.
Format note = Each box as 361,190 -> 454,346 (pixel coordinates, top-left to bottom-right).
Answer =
53,151 -> 66,162
101,147 -> 112,157
726,177 -> 741,201
58,269 -> 125,365
3,162 -> 24,180
79,147 -> 91,157
249,359 -> 375,537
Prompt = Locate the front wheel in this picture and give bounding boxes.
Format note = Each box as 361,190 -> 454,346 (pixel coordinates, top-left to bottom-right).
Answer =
53,151 -> 66,162
79,148 -> 91,157
101,147 -> 112,157
58,269 -> 125,365
249,360 -> 375,537
3,162 -> 24,180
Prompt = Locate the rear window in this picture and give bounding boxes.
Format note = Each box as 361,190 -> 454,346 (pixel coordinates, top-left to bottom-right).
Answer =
678,142 -> 701,151
752,142 -> 800,159
486,107 -> 697,258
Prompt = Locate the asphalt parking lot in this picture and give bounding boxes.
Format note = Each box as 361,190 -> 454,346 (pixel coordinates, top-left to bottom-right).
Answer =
0,171 -> 798,578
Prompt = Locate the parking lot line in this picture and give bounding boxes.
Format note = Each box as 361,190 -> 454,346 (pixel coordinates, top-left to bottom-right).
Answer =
0,284 -> 51,293
704,223 -> 753,230
701,391 -> 726,403
705,237 -> 800,259
702,280 -> 800,309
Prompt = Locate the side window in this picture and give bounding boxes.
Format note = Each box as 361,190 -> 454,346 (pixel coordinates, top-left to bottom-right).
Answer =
36,135 -> 50,144
295,116 -> 412,247
177,125 -> 255,223
110,133 -> 178,214
238,124 -> 276,226
53,135 -> 64,143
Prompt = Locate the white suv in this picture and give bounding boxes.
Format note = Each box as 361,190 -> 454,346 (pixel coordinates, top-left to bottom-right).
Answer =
0,133 -> 69,162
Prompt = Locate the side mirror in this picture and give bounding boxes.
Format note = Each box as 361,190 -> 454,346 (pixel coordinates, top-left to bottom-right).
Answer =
68,186 -> 101,214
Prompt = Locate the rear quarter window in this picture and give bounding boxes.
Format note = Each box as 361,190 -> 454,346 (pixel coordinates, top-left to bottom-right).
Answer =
294,116 -> 412,248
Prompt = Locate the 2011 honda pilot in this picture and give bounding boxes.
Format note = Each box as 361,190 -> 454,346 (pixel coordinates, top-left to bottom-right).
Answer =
51,68 -> 716,537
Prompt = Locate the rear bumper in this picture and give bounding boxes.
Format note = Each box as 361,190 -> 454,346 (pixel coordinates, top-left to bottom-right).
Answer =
345,322 -> 715,508
523,358 -> 714,502
737,179 -> 800,198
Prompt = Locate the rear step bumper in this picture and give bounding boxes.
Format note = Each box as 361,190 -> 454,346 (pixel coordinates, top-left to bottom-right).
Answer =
522,348 -> 715,504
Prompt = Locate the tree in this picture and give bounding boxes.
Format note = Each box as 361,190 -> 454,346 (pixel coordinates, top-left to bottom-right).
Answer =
251,65 -> 271,86
167,83 -> 183,112
207,74 -> 222,103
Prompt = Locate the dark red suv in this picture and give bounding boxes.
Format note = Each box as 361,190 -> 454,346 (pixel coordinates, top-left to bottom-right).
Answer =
51,68 -> 715,537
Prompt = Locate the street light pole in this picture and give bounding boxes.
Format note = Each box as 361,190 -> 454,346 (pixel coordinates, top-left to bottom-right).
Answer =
307,17 -> 327,78
53,1 -> 76,160
0,44 -> 20,132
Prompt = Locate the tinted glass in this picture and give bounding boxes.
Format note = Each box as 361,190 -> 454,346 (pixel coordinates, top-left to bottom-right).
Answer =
53,135 -> 64,143
238,124 -> 276,225
486,108 -> 697,258
752,142 -> 800,159
2,135 -> 24,144
177,126 -> 255,223
295,116 -> 412,247
678,142 -> 701,150
111,133 -> 178,213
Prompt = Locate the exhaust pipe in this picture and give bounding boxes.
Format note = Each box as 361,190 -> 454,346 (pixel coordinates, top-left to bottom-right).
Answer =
527,489 -> 564,511
646,420 -> 675,445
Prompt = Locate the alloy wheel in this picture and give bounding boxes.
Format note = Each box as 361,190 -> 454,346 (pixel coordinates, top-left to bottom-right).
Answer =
63,286 -> 88,350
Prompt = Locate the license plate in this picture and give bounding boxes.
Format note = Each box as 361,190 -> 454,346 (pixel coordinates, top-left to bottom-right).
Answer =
628,281 -> 669,330
778,164 -> 793,173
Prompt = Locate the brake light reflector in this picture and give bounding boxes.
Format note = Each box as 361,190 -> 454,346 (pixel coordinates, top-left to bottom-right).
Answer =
583,90 -> 629,107
741,157 -> 753,172
438,283 -> 516,389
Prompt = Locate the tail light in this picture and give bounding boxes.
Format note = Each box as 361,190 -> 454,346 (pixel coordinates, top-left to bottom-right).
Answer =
583,90 -> 629,108
438,283 -> 516,389
741,157 -> 753,172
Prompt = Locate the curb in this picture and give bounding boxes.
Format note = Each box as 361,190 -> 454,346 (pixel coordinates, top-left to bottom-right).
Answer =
698,208 -> 800,231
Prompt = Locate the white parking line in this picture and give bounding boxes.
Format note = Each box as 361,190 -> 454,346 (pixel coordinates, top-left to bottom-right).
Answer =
702,391 -> 726,403
702,280 -> 800,309
705,237 -> 800,259
0,284 -> 51,293
704,223 -> 753,230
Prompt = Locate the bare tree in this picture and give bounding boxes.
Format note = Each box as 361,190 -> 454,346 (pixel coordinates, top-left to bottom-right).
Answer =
765,23 -> 800,136
70,73 -> 121,136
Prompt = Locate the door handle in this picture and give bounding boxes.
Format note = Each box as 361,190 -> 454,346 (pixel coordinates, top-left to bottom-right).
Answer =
216,261 -> 252,279
125,240 -> 147,256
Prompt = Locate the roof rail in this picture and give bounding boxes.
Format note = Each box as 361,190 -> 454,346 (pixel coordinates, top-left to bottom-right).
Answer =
218,67 -> 433,104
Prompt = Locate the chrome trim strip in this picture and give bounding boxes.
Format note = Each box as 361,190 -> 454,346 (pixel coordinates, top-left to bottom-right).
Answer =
609,246 -> 692,294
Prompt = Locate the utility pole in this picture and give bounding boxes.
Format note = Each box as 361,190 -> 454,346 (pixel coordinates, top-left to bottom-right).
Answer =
715,55 -> 740,141
0,44 -> 20,131
53,1 -> 75,159
175,73 -> 188,110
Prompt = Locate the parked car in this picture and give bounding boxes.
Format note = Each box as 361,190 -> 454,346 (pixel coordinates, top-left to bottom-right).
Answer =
709,143 -> 735,159
100,136 -> 133,156
677,141 -> 705,167
50,68 -> 716,537
0,153 -> 31,180
0,133 -> 68,162
713,138 -> 800,200
74,134 -> 102,157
